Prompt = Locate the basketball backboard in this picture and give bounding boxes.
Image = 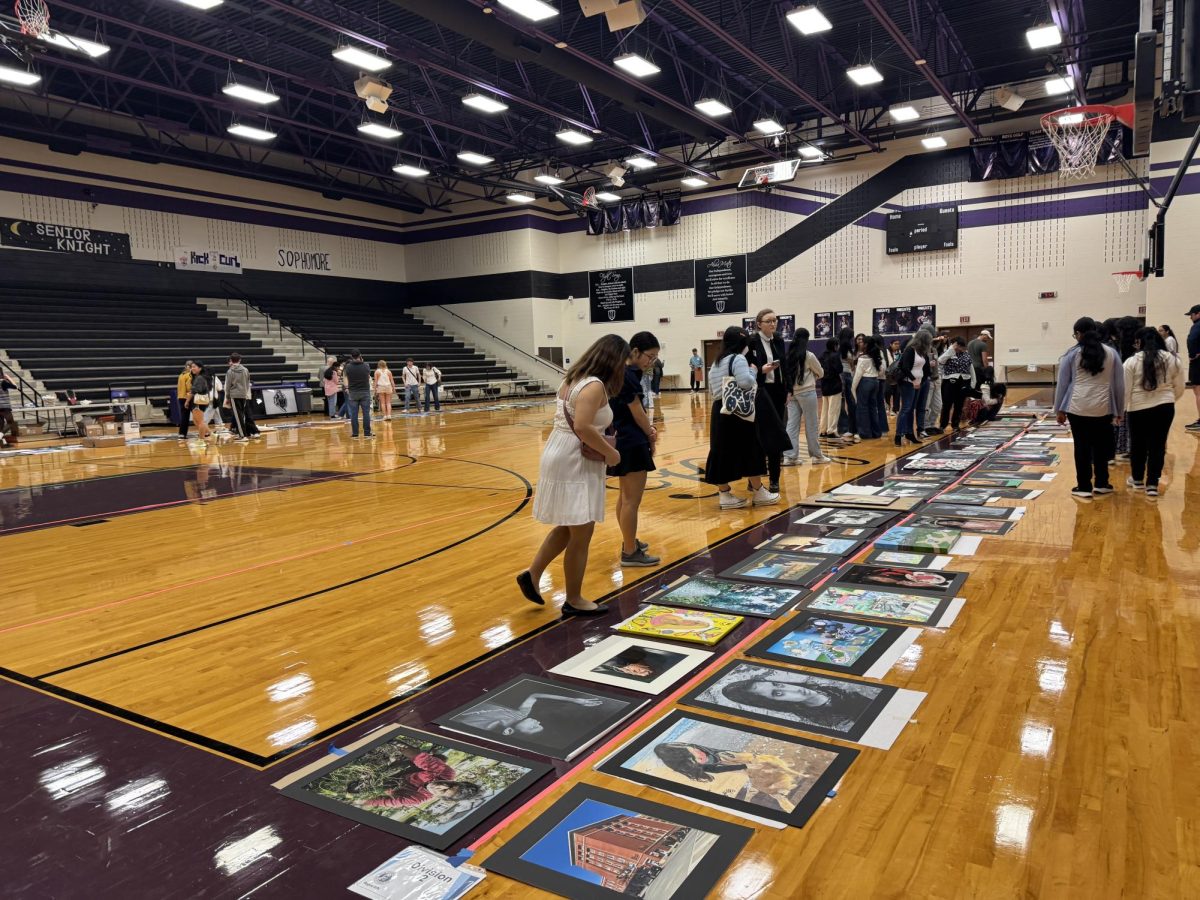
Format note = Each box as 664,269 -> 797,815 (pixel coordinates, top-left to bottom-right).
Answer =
737,159 -> 801,191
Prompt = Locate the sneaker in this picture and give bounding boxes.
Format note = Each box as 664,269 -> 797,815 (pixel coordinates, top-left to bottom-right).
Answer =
1126,477 -> 1144,491
780,456 -> 804,467
1187,421 -> 1200,431
1093,485 -> 1114,494
719,491 -> 749,509
635,539 -> 649,553
1115,452 -> 1130,460
752,486 -> 781,506
768,482 -> 780,493
1146,485 -> 1159,496
811,456 -> 833,465
1070,488 -> 1093,498
621,548 -> 661,567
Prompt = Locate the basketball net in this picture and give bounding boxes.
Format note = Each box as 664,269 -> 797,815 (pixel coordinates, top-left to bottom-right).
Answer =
581,186 -> 597,208
1111,271 -> 1142,293
15,0 -> 50,36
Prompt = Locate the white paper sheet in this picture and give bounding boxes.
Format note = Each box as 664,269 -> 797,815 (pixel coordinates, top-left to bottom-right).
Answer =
830,484 -> 883,495
934,597 -> 967,628
927,556 -> 953,570
1049,438 -> 1075,443
858,688 -> 927,749
949,535 -> 983,556
862,627 -> 922,678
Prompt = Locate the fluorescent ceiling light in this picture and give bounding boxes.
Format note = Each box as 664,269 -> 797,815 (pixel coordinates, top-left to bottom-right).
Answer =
786,6 -> 832,35
506,192 -> 537,203
1045,75 -> 1074,95
0,64 -> 41,86
556,129 -> 592,145
889,104 -> 920,122
694,98 -> 732,117
357,121 -> 403,140
613,53 -> 660,78
921,135 -> 948,149
332,45 -> 391,73
456,150 -> 494,165
1026,24 -> 1062,49
624,156 -> 656,170
1056,112 -> 1084,125
497,0 -> 557,22
798,145 -> 823,159
227,123 -> 276,141
594,191 -> 621,202
681,177 -> 708,187
462,93 -> 508,114
391,163 -> 429,178
222,82 -> 279,105
40,31 -> 111,58
847,64 -> 883,86
754,118 -> 785,135
174,0 -> 222,8
534,173 -> 565,184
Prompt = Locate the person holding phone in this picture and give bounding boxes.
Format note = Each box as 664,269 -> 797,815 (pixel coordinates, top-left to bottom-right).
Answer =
746,308 -> 793,493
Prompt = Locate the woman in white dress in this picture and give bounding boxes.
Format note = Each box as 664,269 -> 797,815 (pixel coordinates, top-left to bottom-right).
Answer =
518,335 -> 629,616
373,360 -> 395,418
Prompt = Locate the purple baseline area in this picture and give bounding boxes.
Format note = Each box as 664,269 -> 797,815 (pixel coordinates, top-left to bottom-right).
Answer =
0,465 -> 355,534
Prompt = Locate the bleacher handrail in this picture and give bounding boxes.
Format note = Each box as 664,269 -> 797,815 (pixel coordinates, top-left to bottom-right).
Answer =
217,280 -> 327,358
0,358 -> 42,409
418,305 -> 566,378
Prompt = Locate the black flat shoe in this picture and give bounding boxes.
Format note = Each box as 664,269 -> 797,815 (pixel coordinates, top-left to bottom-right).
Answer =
561,603 -> 609,617
516,571 -> 544,606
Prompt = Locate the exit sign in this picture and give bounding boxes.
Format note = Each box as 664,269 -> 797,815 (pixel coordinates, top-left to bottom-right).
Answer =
1039,291 -> 1057,299
959,315 -> 970,324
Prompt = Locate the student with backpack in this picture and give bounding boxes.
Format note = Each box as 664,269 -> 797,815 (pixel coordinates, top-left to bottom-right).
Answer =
818,339 -> 843,438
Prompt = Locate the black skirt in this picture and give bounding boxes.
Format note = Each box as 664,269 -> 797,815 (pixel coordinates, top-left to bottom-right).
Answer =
704,400 -> 767,485
754,383 -> 793,458
607,442 -> 656,477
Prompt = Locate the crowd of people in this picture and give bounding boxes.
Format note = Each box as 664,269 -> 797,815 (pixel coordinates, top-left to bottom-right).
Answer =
174,353 -> 261,443
322,355 -> 444,427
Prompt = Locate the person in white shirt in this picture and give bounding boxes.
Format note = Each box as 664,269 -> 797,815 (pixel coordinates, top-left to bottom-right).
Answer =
421,362 -> 443,413
401,358 -> 421,413
373,360 -> 395,418
1158,324 -> 1178,355
1123,326 -> 1185,495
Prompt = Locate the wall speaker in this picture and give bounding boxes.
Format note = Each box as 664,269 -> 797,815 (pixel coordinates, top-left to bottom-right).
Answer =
579,0 -> 619,16
605,0 -> 646,31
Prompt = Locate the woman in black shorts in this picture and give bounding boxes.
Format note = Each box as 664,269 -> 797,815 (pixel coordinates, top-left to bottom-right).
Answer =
608,332 -> 661,568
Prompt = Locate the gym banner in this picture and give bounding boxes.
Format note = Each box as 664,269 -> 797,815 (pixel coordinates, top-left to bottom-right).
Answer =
1,219 -> 131,259
276,247 -> 334,272
174,247 -> 243,274
694,254 -> 747,317
588,267 -> 635,323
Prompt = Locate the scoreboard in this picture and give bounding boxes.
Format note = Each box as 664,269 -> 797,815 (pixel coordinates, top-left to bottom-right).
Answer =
886,207 -> 959,254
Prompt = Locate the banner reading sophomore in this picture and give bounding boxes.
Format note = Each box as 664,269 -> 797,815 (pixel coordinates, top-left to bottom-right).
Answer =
694,255 -> 747,317
588,267 -> 635,323
0,219 -> 132,259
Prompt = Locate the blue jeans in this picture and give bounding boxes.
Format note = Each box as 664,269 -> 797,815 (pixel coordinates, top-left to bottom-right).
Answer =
784,391 -> 822,460
838,370 -> 856,435
403,383 -> 420,412
347,394 -> 372,436
874,382 -> 889,435
897,382 -> 920,440
424,383 -> 441,411
915,380 -> 930,433
325,394 -> 338,418
855,378 -> 882,438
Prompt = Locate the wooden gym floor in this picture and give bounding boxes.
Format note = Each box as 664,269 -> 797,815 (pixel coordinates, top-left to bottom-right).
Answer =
3,390 -> 1200,897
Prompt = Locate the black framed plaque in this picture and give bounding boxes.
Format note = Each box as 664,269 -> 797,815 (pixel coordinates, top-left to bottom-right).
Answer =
588,267 -> 635,323
694,255 -> 747,316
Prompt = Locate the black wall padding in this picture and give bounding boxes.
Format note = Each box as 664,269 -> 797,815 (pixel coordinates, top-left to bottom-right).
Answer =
746,149 -> 972,281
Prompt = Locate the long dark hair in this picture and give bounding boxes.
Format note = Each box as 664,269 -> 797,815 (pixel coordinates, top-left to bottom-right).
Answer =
652,742 -> 744,782
564,334 -> 630,396
786,327 -> 811,372
1135,326 -> 1167,391
721,679 -> 864,729
864,335 -> 884,371
1073,317 -> 1106,376
837,326 -> 855,360
719,325 -> 750,360
1116,316 -> 1140,361
1160,324 -> 1176,340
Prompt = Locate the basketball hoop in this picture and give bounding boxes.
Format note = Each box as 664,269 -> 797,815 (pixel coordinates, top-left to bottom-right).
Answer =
15,0 -> 50,37
1040,103 -> 1133,179
581,186 -> 597,208
1111,270 -> 1143,293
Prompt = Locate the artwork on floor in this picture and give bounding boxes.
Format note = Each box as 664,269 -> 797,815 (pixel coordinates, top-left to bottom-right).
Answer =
433,676 -> 646,761
876,525 -> 963,554
922,503 -> 1023,521
614,604 -> 744,646
834,563 -> 968,597
804,491 -> 920,509
795,507 -> 900,529
902,456 -> 975,472
349,845 -> 487,899
648,574 -> 806,618
882,471 -> 959,484
597,710 -> 858,828
909,515 -> 1018,535
934,488 -> 1000,505
876,485 -> 939,499
829,526 -> 871,538
802,585 -> 963,628
717,553 -> 835,593
758,533 -> 863,557
482,783 -> 753,900
745,611 -> 919,678
864,548 -> 943,568
681,661 -> 924,749
548,636 -> 713,696
277,725 -> 551,849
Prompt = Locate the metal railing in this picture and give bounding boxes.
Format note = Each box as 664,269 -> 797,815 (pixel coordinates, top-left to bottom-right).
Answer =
0,358 -> 42,409
217,280 -> 327,358
419,305 -> 566,380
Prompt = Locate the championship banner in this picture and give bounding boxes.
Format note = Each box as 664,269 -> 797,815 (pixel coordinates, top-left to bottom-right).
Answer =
174,247 -> 243,274
1,219 -> 132,259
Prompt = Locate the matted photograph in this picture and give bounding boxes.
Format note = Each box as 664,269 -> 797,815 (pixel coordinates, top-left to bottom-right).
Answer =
834,563 -> 968,597
648,574 -> 806,618
746,611 -> 919,678
717,553 -> 835,592
922,503 -> 1023,520
276,725 -> 551,850
909,515 -> 1018,535
433,676 -> 647,761
802,585 -> 964,628
758,533 -> 864,557
902,456 -> 975,472
548,636 -> 713,696
597,711 -> 858,829
962,476 -> 1025,488
864,548 -> 944,568
803,491 -> 917,508
614,604 -> 744,646
482,783 -> 753,900
876,484 -> 939,499
934,488 -> 1000,505
882,471 -> 959,483
795,507 -> 900,529
876,525 -> 963,554
681,661 -> 923,749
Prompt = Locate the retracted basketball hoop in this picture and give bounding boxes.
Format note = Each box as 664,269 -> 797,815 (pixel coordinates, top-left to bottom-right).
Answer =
1111,270 -> 1144,293
580,186 -> 597,208
14,0 -> 50,37
1040,103 -> 1134,179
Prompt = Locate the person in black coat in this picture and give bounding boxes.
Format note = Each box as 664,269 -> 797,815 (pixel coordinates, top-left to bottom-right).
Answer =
894,330 -> 933,446
745,308 -> 794,492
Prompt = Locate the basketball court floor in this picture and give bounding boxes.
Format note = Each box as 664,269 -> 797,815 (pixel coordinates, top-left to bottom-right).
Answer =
4,392 -> 1200,897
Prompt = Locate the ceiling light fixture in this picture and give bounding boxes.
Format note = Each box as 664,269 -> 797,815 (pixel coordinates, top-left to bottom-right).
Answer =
456,150 -> 494,166
798,145 -> 823,159
694,98 -> 732,117
847,64 -> 883,86
1026,24 -> 1062,49
556,129 -> 593,145
785,6 -> 832,35
0,63 -> 41,86
332,45 -> 391,73
594,191 -> 621,202
174,0 -> 222,8
681,176 -> 708,187
753,118 -> 785,135
497,0 -> 558,21
624,156 -> 656,170
227,122 -> 277,141
506,192 -> 537,203
40,31 -> 111,58
613,52 -> 660,78
534,173 -> 565,184
921,135 -> 948,149
391,163 -> 430,178
1044,75 -> 1074,95
462,93 -> 509,114
222,81 -> 279,105
357,121 -> 403,140
889,104 -> 920,122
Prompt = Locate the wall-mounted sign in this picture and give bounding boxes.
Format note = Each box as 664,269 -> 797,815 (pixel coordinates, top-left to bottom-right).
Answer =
175,247 -> 243,274
1,219 -> 131,259
588,267 -> 635,323
694,255 -> 747,317
835,311 -> 854,333
276,248 -> 333,272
